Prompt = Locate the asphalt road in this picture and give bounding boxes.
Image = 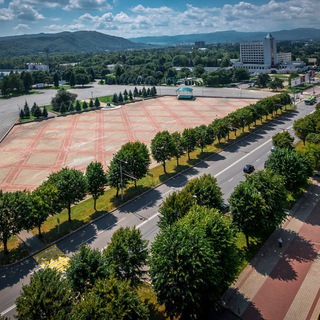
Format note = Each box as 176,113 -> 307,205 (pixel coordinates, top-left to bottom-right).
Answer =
0,83 -> 274,141
0,97 -> 315,318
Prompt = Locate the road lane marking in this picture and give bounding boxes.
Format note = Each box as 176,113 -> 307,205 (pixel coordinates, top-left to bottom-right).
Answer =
1,304 -> 16,316
215,138 -> 272,178
137,212 -> 160,229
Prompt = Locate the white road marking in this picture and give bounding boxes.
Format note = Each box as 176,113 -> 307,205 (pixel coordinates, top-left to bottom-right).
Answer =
137,212 -> 160,229
1,304 -> 16,315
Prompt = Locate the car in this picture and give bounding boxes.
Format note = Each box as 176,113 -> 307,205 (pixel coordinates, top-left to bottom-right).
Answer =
314,170 -> 320,178
219,203 -> 230,214
243,164 -> 255,174
271,146 -> 276,152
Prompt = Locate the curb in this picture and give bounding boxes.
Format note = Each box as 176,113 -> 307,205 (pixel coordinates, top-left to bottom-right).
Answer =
0,119 -> 17,144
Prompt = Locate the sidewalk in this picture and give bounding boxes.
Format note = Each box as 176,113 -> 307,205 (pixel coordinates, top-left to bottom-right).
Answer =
222,177 -> 320,320
18,230 -> 46,253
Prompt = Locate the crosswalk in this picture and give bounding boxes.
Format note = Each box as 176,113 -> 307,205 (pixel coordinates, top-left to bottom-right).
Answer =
33,245 -> 70,273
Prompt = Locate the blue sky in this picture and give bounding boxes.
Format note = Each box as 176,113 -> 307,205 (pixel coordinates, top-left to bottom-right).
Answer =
0,0 -> 319,38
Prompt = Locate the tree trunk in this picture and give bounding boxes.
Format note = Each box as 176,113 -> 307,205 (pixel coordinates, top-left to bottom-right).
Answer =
176,157 -> 179,167
162,162 -> 167,174
3,238 -> 8,255
94,198 -> 97,211
246,234 -> 250,248
68,203 -> 72,222
38,224 -> 42,237
187,151 -> 191,160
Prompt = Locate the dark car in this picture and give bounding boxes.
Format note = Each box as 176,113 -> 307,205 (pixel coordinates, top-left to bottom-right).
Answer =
243,164 -> 255,174
219,203 -> 230,214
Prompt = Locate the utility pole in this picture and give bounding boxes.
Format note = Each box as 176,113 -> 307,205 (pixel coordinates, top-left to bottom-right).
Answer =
113,154 -> 137,201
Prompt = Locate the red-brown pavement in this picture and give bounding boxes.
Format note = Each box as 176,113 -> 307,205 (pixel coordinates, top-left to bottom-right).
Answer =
222,179 -> 320,320
0,96 -> 255,192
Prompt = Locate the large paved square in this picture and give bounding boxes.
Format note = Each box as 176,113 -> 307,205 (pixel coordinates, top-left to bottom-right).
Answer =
0,96 -> 257,192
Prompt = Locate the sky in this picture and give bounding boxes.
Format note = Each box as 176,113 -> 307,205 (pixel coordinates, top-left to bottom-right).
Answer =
0,0 -> 320,39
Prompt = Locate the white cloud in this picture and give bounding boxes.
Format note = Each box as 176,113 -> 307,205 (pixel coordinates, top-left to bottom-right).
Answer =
13,23 -> 30,31
0,8 -> 14,21
46,23 -> 87,32
9,0 -> 44,21
2,0 -> 320,38
64,0 -> 112,10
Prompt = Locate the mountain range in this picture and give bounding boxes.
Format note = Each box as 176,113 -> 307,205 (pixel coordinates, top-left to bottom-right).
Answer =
0,31 -> 142,57
0,28 -> 319,57
129,28 -> 320,45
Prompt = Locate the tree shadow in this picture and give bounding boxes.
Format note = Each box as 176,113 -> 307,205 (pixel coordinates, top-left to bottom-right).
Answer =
0,256 -> 38,290
0,241 -> 29,266
57,213 -> 118,254
220,287 -> 264,320
291,182 -> 320,226
250,229 -> 318,281
115,188 -> 162,215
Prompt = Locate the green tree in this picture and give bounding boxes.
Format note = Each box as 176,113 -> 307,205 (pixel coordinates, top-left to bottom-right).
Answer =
209,118 -> 229,142
293,116 -> 316,145
46,168 -> 88,221
19,109 -> 25,119
183,173 -> 223,210
150,223 -> 219,319
255,73 -> 271,88
118,92 -> 124,103
23,101 -> 30,118
272,131 -> 294,150
246,170 -> 288,232
16,268 -> 73,320
158,190 -> 195,229
82,101 -> 88,109
51,88 -> 77,112
74,67 -> 91,86
268,77 -> 284,91
106,153 -> 129,198
53,72 -> 59,88
60,102 -> 66,114
70,277 -> 149,320
66,245 -> 109,294
151,131 -> 175,174
180,206 -> 240,298
182,128 -> 197,160
117,141 -> 151,187
86,161 -> 107,210
89,98 -> 94,108
112,93 -> 118,104
31,182 -> 60,236
0,190 -> 33,255
69,72 -> 75,87
75,100 -> 81,111
104,227 -> 148,286
171,131 -> 185,166
229,180 -> 267,247
265,148 -> 313,191
195,124 -> 215,153
22,71 -> 33,92
94,97 -> 100,108
34,105 -> 42,118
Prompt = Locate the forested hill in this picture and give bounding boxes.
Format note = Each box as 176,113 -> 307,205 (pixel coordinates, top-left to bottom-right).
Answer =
129,28 -> 320,45
0,31 -> 144,57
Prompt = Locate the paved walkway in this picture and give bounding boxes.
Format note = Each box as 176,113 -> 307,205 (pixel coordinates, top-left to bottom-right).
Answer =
222,177 -> 320,320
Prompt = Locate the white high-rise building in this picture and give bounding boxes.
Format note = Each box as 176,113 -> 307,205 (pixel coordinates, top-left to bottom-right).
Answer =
240,33 -> 277,66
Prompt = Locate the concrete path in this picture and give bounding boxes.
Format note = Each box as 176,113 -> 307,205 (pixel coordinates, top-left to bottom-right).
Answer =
222,177 -> 320,320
